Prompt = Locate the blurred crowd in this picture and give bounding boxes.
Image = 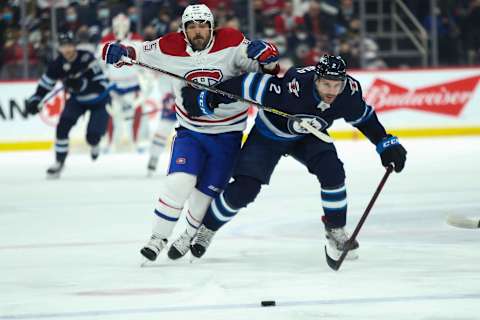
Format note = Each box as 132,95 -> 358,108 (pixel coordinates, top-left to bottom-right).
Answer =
1,0 -> 480,79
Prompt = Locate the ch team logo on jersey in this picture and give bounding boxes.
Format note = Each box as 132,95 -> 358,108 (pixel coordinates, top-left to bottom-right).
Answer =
185,69 -> 223,87
287,114 -> 329,135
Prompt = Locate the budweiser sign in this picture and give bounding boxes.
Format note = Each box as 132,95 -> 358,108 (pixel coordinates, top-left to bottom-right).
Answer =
364,75 -> 480,116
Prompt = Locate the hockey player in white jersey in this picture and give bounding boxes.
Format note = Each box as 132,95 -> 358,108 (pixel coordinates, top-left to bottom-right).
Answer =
147,80 -> 177,176
100,13 -> 151,152
102,4 -> 280,261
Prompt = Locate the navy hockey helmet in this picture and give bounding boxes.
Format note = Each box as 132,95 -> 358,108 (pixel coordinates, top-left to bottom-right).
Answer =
315,55 -> 347,81
58,30 -> 76,45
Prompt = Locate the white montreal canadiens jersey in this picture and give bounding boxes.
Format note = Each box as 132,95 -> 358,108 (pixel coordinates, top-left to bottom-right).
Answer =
132,28 -> 260,134
100,32 -> 144,91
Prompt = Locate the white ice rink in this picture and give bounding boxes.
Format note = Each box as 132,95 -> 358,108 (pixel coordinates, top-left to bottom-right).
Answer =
1,137 -> 479,320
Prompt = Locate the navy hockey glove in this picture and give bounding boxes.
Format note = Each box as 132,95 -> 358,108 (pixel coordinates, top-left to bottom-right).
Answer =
25,95 -> 41,115
102,42 -> 128,65
181,86 -> 219,117
376,134 -> 407,173
247,40 -> 279,65
64,77 -> 86,93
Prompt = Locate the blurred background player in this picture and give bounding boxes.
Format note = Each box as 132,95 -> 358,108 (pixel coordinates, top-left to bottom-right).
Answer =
25,30 -> 111,179
147,84 -> 177,176
99,13 -> 151,152
178,55 -> 407,262
102,4 -> 280,262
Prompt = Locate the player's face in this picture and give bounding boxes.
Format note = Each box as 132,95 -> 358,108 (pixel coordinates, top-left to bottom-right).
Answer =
59,43 -> 77,62
185,21 -> 211,51
315,79 -> 345,104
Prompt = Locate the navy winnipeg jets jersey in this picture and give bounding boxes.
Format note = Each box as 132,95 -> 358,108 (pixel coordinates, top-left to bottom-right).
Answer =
216,66 -> 387,144
34,50 -> 110,105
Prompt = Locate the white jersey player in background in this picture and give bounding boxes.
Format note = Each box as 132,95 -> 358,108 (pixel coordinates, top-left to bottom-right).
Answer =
102,4 -> 280,262
99,13 -> 151,152
147,79 -> 177,176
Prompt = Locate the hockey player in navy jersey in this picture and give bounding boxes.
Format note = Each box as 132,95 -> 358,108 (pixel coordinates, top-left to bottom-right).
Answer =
179,54 -> 407,262
26,31 -> 111,178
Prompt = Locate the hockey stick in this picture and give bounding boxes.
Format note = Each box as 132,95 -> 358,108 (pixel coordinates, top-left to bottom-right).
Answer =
446,214 -> 480,229
325,165 -> 394,271
121,57 -> 333,143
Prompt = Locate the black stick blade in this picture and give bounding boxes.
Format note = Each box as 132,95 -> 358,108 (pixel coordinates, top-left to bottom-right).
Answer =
324,246 -> 340,271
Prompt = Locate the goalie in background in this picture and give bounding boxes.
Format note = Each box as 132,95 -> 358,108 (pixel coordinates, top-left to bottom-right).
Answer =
25,30 -> 111,179
179,55 -> 407,263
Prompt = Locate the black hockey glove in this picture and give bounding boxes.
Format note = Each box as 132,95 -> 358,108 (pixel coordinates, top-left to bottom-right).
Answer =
376,134 -> 407,173
25,95 -> 41,115
181,86 -> 219,117
64,77 -> 86,93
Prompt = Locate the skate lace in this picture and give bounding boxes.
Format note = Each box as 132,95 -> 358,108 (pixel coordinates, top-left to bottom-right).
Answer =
194,225 -> 215,248
328,228 -> 349,244
173,232 -> 192,252
149,235 -> 167,250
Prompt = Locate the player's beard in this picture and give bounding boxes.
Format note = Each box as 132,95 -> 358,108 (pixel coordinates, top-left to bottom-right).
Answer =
189,34 -> 210,51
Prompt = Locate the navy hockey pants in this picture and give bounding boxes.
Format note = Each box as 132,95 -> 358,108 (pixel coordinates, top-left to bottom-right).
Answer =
55,98 -> 109,162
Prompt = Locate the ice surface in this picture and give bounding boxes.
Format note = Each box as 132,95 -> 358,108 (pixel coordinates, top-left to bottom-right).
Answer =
0,137 -> 479,320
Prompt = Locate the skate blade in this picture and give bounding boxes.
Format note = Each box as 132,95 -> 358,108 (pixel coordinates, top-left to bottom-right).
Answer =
140,258 -> 154,267
46,173 -> 61,180
189,254 -> 200,264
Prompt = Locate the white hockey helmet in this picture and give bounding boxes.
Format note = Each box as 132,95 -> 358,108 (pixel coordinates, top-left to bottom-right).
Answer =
112,13 -> 131,40
181,4 -> 214,47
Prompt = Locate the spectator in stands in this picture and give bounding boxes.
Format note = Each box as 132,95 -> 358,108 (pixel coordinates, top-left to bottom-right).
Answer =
211,2 -> 233,28
336,36 -> 360,68
89,3 -> 111,43
274,0 -> 304,35
423,5 -> 461,65
303,0 -> 336,41
287,22 -> 316,65
224,15 -> 241,30
336,0 -> 356,35
462,0 -> 480,64
344,18 -> 386,69
199,0 -> 232,11
150,6 -> 172,37
63,6 -> 83,33
143,24 -> 158,41
262,0 -> 286,16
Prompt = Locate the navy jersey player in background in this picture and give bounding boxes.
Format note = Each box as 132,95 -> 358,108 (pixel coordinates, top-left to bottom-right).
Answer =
25,31 -> 111,179
179,55 -> 407,262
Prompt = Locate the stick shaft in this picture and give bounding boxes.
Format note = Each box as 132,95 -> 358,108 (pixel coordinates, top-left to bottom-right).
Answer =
335,165 -> 394,269
125,58 -> 333,143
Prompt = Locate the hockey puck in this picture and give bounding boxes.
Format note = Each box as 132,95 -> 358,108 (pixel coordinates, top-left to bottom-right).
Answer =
261,300 -> 276,307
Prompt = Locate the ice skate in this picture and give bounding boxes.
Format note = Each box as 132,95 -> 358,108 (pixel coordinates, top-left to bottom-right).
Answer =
90,145 -> 100,161
324,226 -> 359,261
147,156 -> 158,177
190,225 -> 216,259
46,161 -> 64,179
167,230 -> 192,260
140,235 -> 167,261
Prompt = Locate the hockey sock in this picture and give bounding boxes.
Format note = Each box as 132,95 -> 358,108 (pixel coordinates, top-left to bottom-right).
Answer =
202,192 -> 239,231
150,133 -> 167,159
185,189 -> 212,236
54,139 -> 69,163
152,194 -> 183,239
321,184 -> 347,228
